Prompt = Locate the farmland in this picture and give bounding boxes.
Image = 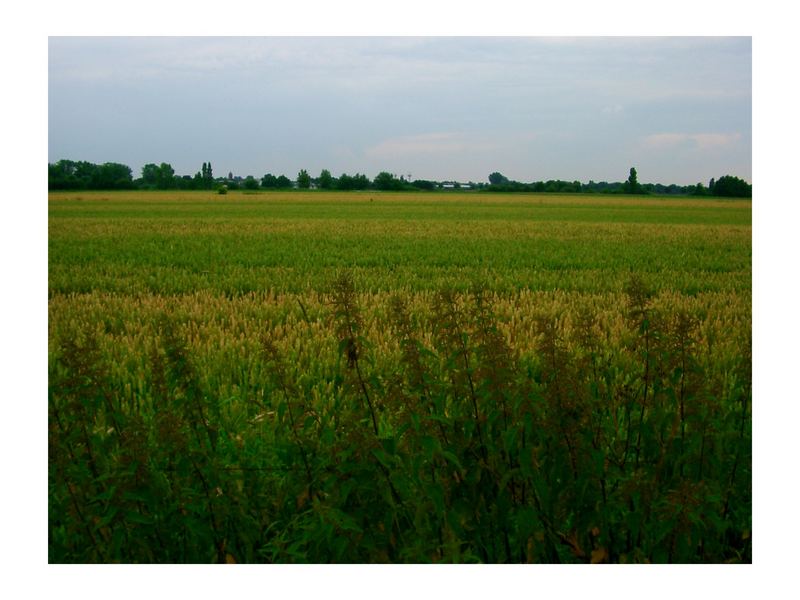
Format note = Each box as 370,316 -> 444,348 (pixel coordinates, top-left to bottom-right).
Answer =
48,190 -> 751,563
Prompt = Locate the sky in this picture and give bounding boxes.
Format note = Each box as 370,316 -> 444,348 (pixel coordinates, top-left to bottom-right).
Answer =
48,36 -> 751,185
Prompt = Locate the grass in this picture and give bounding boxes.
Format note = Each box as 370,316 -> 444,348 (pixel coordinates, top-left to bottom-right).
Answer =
48,190 -> 751,563
49,191 -> 750,295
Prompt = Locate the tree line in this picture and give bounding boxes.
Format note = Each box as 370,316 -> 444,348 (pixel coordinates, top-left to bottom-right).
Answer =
48,160 -> 752,198
486,168 -> 752,198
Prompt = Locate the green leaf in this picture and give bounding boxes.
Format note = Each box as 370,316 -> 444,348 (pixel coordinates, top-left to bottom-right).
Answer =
124,510 -> 155,525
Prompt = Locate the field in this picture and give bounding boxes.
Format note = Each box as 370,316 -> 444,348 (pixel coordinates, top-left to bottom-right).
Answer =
48,190 -> 752,563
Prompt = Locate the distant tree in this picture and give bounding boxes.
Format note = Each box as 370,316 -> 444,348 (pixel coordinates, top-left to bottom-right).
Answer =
353,173 -> 371,190
177,175 -> 199,190
709,178 -> 716,192
261,173 -> 278,189
374,171 -> 403,190
712,175 -> 752,198
624,167 -> 641,194
411,179 -> 435,190
337,172 -> 371,190
337,173 -> 354,190
156,163 -> 175,189
199,162 -> 214,189
488,172 -> 509,185
318,169 -> 333,189
48,160 -> 79,190
49,159 -> 138,190
297,169 -> 311,189
141,163 -> 160,187
691,182 -> 708,196
243,175 -> 259,190
276,175 -> 292,188
92,162 -> 133,189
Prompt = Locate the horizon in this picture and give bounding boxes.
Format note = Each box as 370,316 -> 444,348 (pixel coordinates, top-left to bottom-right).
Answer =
46,156 -> 750,189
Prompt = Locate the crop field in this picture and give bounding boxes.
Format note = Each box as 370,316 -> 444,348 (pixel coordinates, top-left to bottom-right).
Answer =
48,190 -> 751,563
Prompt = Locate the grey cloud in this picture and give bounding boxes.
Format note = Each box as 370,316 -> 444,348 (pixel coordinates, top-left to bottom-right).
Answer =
48,37 -> 751,184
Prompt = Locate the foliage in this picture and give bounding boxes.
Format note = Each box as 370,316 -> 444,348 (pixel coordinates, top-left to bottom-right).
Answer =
49,272 -> 751,563
318,169 -> 333,189
200,162 -> 214,190
48,191 -> 751,563
261,173 -> 279,188
489,172 -> 509,185
48,160 -> 134,190
712,175 -> 752,198
337,172 -> 371,190
140,163 -> 177,190
411,179 -> 436,190
297,169 -> 311,189
48,159 -> 751,198
373,172 -> 408,191
49,192 -> 752,297
624,167 -> 642,194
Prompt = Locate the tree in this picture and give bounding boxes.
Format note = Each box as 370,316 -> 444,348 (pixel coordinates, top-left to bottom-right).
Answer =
140,163 -> 175,189
411,179 -> 435,190
318,169 -> 333,189
92,162 -> 133,189
353,173 -> 371,190
49,160 -> 79,190
243,175 -> 259,190
141,163 -> 160,187
200,162 -> 214,189
297,169 -> 311,189
276,175 -> 292,188
261,173 -> 278,189
712,175 -> 751,198
260,173 -> 294,189
691,182 -> 707,196
374,171 -> 403,190
49,160 -> 133,190
337,172 -> 371,190
624,167 -> 641,194
488,172 -> 509,185
156,163 -> 175,189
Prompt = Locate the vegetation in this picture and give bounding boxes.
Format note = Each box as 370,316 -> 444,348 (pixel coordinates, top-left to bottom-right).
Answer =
711,175 -> 753,198
48,191 -> 751,563
623,167 -> 642,194
48,160 -> 751,198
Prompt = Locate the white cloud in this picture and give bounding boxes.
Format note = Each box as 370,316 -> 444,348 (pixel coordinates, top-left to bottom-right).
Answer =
365,132 -> 500,159
642,132 -> 742,151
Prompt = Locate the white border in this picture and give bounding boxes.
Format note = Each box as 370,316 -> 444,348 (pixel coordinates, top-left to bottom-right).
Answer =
3,1 -> 796,599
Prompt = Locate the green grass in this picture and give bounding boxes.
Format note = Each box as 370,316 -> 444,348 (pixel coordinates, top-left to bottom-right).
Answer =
49,191 -> 751,295
48,190 -> 752,563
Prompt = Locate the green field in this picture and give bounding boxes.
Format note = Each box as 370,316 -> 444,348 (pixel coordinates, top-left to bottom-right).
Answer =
48,190 -> 752,563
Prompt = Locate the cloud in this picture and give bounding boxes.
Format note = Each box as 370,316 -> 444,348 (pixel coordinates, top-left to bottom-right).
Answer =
365,132 -> 500,159
642,132 -> 742,151
602,104 -> 624,115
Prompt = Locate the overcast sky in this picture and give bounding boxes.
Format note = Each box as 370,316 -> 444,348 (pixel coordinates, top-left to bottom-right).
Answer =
48,36 -> 751,185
